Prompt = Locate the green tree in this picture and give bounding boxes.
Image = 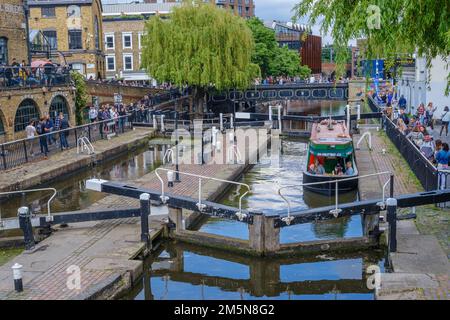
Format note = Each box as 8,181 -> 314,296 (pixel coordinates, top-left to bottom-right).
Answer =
141,1 -> 259,114
246,17 -> 311,78
270,46 -> 311,78
293,0 -> 450,94
70,71 -> 88,125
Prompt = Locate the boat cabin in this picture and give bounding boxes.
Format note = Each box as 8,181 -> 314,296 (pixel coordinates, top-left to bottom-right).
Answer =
307,119 -> 356,176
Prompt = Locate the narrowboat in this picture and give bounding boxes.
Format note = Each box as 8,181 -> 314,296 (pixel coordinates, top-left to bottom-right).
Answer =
303,119 -> 358,195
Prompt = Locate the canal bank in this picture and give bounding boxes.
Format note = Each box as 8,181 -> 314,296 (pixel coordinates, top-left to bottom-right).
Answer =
0,128 -> 157,193
354,127 -> 449,300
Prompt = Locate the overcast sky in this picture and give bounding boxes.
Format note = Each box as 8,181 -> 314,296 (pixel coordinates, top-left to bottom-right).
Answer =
255,0 -> 337,45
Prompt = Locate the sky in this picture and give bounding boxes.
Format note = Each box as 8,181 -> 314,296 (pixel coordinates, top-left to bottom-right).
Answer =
255,0 -> 336,45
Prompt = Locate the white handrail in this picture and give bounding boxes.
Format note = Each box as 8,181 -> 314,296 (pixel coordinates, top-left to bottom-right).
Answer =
154,168 -> 251,220
0,188 -> 57,222
277,171 -> 391,223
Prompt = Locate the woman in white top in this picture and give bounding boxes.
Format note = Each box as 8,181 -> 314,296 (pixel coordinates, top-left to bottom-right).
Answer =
25,120 -> 37,156
440,106 -> 450,137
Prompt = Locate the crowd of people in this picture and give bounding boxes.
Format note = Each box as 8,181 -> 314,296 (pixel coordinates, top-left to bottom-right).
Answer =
25,113 -> 70,159
254,75 -> 350,86
0,59 -> 70,88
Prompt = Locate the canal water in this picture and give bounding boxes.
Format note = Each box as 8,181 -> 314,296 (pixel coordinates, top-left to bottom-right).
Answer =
129,100 -> 386,300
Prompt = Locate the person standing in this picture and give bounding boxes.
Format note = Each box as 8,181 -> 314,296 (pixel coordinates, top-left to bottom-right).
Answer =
36,117 -> 49,159
440,106 -> 450,137
425,102 -> 437,130
45,114 -> 57,146
25,120 -> 37,156
57,113 -> 70,149
398,94 -> 407,110
89,106 -> 98,123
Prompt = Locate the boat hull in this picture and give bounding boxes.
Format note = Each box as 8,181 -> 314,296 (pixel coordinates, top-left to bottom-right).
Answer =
302,172 -> 359,196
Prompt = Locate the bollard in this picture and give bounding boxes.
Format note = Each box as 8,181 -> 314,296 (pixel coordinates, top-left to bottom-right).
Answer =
219,113 -> 224,132
277,105 -> 282,131
140,193 -> 151,246
167,170 -> 174,188
152,115 -> 157,130
230,114 -> 234,129
12,263 -> 23,292
18,207 -> 34,251
160,115 -> 165,133
386,198 -> 397,253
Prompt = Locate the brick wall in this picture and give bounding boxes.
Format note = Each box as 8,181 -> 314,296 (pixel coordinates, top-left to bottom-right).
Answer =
0,0 -> 28,64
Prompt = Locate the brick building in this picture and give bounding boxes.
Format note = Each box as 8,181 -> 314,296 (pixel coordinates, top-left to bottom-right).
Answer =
142,0 -> 255,18
102,2 -> 179,82
0,1 -> 29,65
265,21 -> 322,75
28,0 -> 105,80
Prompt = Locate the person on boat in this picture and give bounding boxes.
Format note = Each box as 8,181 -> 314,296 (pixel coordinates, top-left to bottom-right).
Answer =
314,159 -> 326,175
334,162 -> 344,176
345,161 -> 355,176
308,164 -> 316,174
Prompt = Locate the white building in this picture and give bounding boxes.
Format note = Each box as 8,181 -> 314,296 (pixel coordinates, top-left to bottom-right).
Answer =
397,56 -> 450,117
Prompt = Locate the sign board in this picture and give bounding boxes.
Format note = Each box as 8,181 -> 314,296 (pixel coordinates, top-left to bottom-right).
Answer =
235,112 -> 251,119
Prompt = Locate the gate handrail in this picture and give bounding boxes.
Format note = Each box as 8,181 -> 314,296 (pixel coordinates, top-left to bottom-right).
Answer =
155,168 -> 251,220
0,188 -> 57,223
277,171 -> 391,224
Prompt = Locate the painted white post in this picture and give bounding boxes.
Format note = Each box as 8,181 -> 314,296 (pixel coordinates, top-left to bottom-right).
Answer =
230,114 -> 234,129
152,115 -> 157,130
346,104 -> 351,130
212,126 -> 217,147
160,115 -> 165,133
219,113 -> 224,132
277,105 -> 282,131
357,104 -> 361,129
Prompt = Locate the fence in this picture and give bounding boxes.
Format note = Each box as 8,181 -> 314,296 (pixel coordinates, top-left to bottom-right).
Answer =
368,95 -> 439,191
0,66 -> 71,90
0,115 -> 132,171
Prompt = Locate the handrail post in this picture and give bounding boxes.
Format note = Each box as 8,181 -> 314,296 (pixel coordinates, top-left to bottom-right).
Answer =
1,144 -> 7,170
22,140 -> 28,163
386,198 -> 398,253
140,193 -> 151,248
390,174 -> 394,198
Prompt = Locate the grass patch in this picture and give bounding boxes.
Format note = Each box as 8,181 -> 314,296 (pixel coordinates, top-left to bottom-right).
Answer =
0,248 -> 23,266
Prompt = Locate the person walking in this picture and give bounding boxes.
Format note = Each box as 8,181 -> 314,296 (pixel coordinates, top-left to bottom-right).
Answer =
439,106 -> 450,137
25,120 -> 37,157
425,102 -> 437,130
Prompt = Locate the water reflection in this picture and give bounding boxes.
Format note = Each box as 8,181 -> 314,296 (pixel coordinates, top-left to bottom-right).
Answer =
128,242 -> 385,300
0,144 -> 171,220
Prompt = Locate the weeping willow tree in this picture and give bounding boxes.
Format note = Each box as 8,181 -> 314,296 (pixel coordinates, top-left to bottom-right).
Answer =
293,0 -> 450,94
141,1 -> 259,114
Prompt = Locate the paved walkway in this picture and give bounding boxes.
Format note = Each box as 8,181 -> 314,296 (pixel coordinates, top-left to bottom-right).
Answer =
0,133 -> 261,300
354,129 -> 449,300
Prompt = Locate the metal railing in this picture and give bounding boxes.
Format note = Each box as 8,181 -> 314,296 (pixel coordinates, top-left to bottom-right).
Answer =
277,172 -> 392,225
0,115 -> 133,171
0,66 -> 71,89
155,168 -> 251,221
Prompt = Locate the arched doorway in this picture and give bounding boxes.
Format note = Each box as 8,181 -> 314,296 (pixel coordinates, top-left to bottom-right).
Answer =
14,99 -> 40,132
49,95 -> 69,121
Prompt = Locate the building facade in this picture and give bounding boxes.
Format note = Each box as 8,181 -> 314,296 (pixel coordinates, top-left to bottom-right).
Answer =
102,2 -> 179,81
28,0 -> 105,80
142,0 -> 255,18
0,1 -> 29,65
265,21 -> 322,75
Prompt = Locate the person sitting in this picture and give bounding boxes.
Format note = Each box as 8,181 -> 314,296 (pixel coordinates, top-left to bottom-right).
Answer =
314,159 -> 326,175
334,163 -> 344,175
345,161 -> 355,176
308,164 -> 316,174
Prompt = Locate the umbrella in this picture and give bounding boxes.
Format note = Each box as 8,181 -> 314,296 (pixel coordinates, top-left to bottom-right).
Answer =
31,60 -> 51,68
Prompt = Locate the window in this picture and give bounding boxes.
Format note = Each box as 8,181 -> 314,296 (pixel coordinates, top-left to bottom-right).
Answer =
0,37 -> 7,65
123,54 -> 133,71
105,34 -> 114,50
14,99 -> 40,132
68,30 -> 82,49
43,31 -> 57,50
122,33 -> 132,49
94,16 -> 100,50
70,63 -> 85,75
41,6 -> 55,18
106,55 -> 115,71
